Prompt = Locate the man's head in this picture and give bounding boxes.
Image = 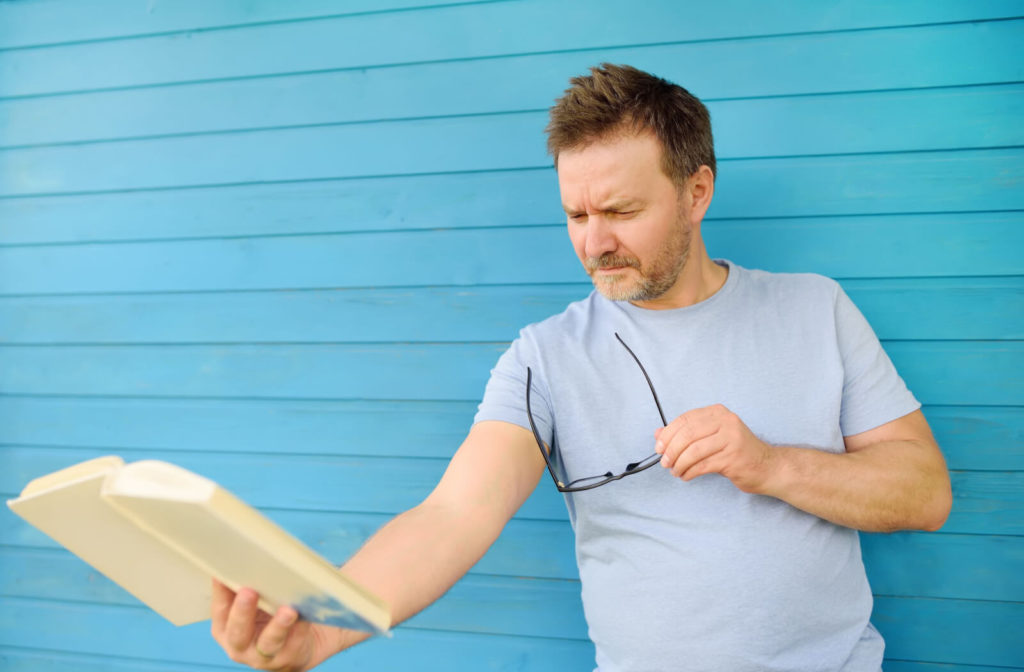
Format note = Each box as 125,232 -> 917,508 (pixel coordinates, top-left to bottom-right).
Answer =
547,64 -> 717,307
546,63 -> 715,187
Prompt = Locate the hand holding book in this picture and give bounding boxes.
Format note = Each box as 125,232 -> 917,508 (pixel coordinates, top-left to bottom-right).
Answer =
210,580 -> 359,671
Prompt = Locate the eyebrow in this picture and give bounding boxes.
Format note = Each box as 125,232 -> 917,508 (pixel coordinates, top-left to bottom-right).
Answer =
562,199 -> 642,216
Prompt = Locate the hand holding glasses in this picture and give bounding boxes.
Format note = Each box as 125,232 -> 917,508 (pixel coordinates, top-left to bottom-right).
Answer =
525,332 -> 668,492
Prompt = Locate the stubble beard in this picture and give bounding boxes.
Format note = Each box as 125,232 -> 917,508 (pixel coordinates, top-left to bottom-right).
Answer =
585,215 -> 692,302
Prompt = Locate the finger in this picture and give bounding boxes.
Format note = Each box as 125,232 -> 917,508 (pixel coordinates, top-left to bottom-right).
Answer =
658,412 -> 720,467
680,451 -> 729,482
274,617 -> 313,663
253,605 -> 300,660
655,406 -> 723,456
665,433 -> 726,478
210,579 -> 235,638
224,587 -> 260,651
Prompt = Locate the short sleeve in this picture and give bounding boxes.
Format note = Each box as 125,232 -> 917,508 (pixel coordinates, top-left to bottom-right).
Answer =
833,284 -> 921,436
473,329 -> 555,446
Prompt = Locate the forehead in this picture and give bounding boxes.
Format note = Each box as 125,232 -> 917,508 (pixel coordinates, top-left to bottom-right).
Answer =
556,132 -> 672,206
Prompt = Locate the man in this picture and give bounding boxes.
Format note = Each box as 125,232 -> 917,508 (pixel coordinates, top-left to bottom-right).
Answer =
211,64 -> 952,671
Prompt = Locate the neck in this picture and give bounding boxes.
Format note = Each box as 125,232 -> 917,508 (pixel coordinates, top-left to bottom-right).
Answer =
629,242 -> 727,311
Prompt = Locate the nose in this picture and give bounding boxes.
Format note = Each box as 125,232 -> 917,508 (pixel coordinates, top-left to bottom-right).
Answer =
583,216 -> 618,260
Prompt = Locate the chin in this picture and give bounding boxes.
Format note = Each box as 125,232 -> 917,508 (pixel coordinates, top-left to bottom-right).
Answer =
593,277 -> 640,302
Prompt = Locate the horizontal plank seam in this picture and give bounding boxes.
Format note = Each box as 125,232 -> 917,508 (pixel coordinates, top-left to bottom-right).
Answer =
0,0 -> 514,54
0,546 -> 583,584
0,501 -> 569,527
1,15 -> 1021,100
0,395 -> 1014,412
0,442 -> 456,462
0,391 -> 1022,406
0,393 -> 486,404
1,274 -> 1020,299
881,657 -> 1024,670
3,212 -> 1024,250
0,643 -> 240,671
1,338 -> 1023,349
2,592 -> 1020,615
0,392 -> 486,403
3,79 -> 1021,152
0,338 -> 1020,347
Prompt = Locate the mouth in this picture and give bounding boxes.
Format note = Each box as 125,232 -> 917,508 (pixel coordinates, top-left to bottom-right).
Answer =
586,256 -> 640,276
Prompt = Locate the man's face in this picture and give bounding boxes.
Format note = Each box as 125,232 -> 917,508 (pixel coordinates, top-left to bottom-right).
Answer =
558,131 -> 692,303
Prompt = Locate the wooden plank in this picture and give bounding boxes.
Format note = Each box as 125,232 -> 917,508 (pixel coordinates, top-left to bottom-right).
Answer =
0,341 -> 1018,406
886,341 -> 1024,406
4,19 -> 1022,146
2,215 -> 1023,295
0,397 -> 478,459
1,396 -> 1018,469
0,342 -> 506,401
0,602 -> 595,671
2,150 -> 1020,244
874,596 -> 1024,667
925,406 -> 1024,471
884,663 -> 1022,672
841,277 -> 1024,342
862,532 -> 1024,602
711,148 -> 1024,219
2,446 -> 1020,533
0,646 -> 236,672
945,470 -> 1024,535
3,84 -> 1022,195
0,0 -> 491,50
0,277 -> 1018,343
3,1 -> 1020,97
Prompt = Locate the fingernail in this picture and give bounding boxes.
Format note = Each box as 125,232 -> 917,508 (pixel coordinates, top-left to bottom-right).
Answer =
661,455 -> 670,467
654,441 -> 664,454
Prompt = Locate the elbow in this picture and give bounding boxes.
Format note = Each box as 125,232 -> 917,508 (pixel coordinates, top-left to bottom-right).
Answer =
918,479 -> 953,532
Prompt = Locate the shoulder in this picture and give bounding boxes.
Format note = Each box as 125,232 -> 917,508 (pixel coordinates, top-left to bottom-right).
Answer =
732,263 -> 840,305
516,290 -> 605,345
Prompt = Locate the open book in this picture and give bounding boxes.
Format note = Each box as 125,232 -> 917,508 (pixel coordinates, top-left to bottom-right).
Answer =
7,456 -> 391,635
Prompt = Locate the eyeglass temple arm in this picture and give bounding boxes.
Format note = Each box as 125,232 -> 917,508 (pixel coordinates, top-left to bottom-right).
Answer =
526,367 -> 569,488
613,332 -> 668,426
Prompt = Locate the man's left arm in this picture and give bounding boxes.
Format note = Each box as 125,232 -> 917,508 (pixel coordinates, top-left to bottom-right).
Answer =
654,406 -> 952,533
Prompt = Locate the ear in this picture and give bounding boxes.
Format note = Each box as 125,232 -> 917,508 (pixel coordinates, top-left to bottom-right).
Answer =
686,165 -> 715,227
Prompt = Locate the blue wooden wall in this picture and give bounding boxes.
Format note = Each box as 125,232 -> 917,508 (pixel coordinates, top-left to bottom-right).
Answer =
1,2 -> 1021,670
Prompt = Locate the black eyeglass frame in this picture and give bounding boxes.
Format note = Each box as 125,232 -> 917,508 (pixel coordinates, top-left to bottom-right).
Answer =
525,332 -> 669,493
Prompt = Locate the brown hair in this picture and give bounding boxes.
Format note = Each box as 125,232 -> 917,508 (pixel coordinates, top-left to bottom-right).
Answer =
545,63 -> 716,184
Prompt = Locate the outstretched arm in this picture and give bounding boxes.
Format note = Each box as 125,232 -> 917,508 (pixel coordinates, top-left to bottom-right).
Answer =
211,420 -> 546,670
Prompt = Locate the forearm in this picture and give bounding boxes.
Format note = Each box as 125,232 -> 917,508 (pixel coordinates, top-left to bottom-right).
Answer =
760,440 -> 952,533
317,500 -> 504,660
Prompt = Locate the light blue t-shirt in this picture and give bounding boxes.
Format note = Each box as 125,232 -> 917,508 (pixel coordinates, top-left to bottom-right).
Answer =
474,260 -> 920,672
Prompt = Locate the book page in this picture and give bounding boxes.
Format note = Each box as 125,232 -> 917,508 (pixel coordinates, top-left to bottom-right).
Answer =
7,458 -> 212,625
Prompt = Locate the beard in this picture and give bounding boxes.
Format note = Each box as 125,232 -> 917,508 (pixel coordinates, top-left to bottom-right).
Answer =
584,216 -> 692,302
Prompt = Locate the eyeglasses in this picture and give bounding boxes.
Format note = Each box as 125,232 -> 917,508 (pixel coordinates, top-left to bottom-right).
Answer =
525,332 -> 668,492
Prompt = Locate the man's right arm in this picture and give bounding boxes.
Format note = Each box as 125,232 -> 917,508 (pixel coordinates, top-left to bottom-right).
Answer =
211,420 -> 546,670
